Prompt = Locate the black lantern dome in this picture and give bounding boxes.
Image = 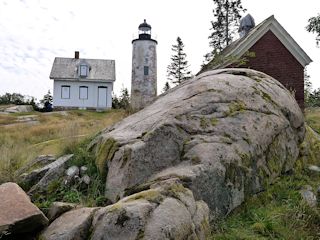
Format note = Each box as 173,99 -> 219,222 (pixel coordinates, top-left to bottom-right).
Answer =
138,19 -> 152,40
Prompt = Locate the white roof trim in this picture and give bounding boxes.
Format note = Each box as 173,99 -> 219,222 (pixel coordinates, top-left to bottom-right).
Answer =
225,16 -> 312,67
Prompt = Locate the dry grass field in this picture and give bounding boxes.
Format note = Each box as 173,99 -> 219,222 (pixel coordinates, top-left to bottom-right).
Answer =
0,109 -> 126,183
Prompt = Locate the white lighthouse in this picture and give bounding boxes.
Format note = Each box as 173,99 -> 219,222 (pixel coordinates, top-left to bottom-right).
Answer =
131,19 -> 157,111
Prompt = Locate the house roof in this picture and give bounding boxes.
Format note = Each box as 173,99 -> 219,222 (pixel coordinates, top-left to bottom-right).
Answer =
49,57 -> 115,82
200,15 -> 312,73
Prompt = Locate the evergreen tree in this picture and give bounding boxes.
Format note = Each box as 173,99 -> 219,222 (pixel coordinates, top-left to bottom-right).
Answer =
112,93 -> 120,109
40,90 -> 53,105
167,37 -> 192,85
162,82 -> 170,93
306,14 -> 320,46
207,0 -> 246,58
40,90 -> 53,112
304,69 -> 312,104
118,87 -> 130,110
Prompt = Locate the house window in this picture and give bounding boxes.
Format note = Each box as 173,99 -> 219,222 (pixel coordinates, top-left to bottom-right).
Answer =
79,86 -> 88,99
79,65 -> 88,77
61,85 -> 70,99
144,66 -> 149,76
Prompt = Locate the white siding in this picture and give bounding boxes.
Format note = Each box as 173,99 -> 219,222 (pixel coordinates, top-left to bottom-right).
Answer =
53,80 -> 113,109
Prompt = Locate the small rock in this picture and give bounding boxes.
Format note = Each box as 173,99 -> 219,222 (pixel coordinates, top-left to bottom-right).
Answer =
308,165 -> 320,173
80,166 -> 88,176
66,166 -> 80,178
40,208 -> 98,240
47,202 -> 77,222
300,185 -> 317,207
0,182 -> 48,236
81,175 -> 91,185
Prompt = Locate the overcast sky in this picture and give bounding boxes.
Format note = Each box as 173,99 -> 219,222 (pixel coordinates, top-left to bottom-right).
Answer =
0,0 -> 319,100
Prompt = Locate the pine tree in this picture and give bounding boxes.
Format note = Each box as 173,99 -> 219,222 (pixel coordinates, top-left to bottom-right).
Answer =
167,37 -> 192,85
40,90 -> 53,112
40,90 -> 53,105
162,82 -> 170,93
119,87 -> 130,110
306,14 -> 320,46
208,0 -> 246,56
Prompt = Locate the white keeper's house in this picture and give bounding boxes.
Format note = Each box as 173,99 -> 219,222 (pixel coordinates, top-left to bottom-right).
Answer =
49,51 -> 115,110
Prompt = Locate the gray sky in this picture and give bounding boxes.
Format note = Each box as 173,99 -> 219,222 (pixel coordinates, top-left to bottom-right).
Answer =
0,0 -> 319,100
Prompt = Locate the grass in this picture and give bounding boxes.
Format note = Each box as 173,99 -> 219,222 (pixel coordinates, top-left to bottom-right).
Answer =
305,107 -> 320,133
0,109 -> 126,184
31,139 -> 109,214
211,173 -> 320,239
210,107 -> 320,239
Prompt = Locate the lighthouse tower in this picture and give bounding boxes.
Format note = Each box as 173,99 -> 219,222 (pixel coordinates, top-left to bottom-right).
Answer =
131,19 -> 157,110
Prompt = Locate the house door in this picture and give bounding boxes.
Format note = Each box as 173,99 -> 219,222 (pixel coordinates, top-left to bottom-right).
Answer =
97,87 -> 107,108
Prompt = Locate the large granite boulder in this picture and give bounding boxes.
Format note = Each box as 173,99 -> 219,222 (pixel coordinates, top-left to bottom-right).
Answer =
0,182 -> 48,237
91,69 -> 304,225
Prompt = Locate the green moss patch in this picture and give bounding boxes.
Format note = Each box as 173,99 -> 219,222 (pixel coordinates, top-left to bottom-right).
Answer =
228,101 -> 246,116
200,117 -> 210,129
124,189 -> 164,204
95,137 -> 119,177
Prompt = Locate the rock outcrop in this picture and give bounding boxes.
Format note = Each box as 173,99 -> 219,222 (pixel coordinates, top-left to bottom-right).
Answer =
40,207 -> 98,240
26,154 -> 73,194
91,68 -> 305,225
0,182 -> 48,237
5,105 -> 33,113
47,202 -> 77,222
90,179 -> 209,240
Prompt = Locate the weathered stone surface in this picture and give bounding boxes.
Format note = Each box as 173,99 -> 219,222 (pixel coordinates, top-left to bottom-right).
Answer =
300,185 -> 317,208
80,166 -> 88,176
0,182 -> 48,236
28,154 -> 73,194
66,165 -> 80,177
90,180 -> 209,240
308,165 -> 320,173
40,207 -> 98,240
91,68 -> 305,221
5,105 -> 33,113
17,155 -> 56,177
47,202 -> 77,222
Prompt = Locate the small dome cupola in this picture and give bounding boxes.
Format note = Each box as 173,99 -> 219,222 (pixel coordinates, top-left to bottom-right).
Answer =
238,14 -> 255,38
138,19 -> 152,40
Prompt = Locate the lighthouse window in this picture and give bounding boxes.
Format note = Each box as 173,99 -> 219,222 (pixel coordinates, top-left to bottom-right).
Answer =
144,66 -> 149,76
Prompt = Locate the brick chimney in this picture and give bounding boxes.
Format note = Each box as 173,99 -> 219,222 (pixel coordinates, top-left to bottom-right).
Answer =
75,51 -> 79,59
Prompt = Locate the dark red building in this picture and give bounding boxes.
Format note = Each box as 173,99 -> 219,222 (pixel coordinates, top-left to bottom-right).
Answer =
201,15 -> 312,108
